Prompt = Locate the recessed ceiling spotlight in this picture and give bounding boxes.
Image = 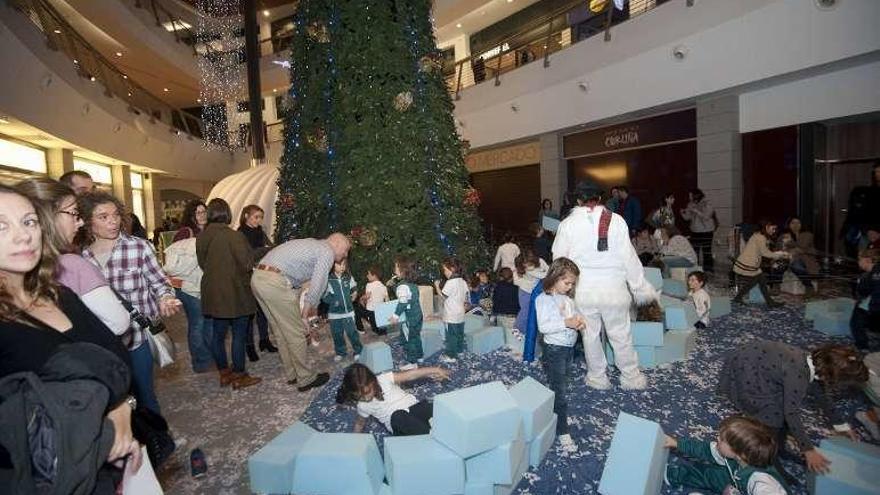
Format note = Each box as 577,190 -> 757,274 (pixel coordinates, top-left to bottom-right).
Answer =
73,59 -> 78,64
272,88 -> 277,92
262,9 -> 270,17
163,87 -> 170,92
53,29 -> 61,34
456,23 -> 462,28
197,98 -> 202,103
122,74 -> 128,79
89,75 -> 96,82
127,92 -> 132,97
115,51 -> 122,57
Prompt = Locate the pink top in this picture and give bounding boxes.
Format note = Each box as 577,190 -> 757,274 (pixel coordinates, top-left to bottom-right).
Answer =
56,253 -> 108,296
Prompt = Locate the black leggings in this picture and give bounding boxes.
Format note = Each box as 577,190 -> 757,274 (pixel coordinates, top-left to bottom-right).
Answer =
734,273 -> 778,305
690,231 -> 715,272
390,400 -> 433,436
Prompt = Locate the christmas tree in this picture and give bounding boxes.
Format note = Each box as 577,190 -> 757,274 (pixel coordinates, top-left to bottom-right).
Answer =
275,0 -> 488,280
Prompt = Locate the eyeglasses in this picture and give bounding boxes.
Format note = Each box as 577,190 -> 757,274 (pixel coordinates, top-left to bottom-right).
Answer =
57,209 -> 81,221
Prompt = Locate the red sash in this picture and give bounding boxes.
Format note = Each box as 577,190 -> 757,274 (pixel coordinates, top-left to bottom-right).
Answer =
597,208 -> 612,252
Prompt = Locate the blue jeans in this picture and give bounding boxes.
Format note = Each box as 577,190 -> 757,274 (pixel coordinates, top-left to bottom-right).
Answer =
176,289 -> 214,372
130,342 -> 161,414
213,316 -> 251,373
541,343 -> 574,435
247,308 -> 270,346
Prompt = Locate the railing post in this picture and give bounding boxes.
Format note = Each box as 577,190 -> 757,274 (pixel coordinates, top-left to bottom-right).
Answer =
543,20 -> 553,68
493,53 -> 502,87
603,3 -> 614,42
454,60 -> 463,100
150,0 -> 161,27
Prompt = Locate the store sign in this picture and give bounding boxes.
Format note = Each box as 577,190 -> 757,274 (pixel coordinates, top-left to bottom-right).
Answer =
466,141 -> 540,173
563,108 -> 696,158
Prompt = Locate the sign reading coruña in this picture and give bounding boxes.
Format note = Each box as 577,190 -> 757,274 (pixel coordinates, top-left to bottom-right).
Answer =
603,125 -> 640,149
465,141 -> 541,173
563,109 -> 696,159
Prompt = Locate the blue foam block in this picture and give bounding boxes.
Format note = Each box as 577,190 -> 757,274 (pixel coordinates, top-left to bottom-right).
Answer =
464,482 -> 493,495
808,437 -> 880,495
432,381 -> 523,458
655,330 -> 696,364
493,447 -> 529,495
643,267 -> 663,291
710,296 -> 731,318
604,342 -> 659,369
421,328 -> 444,358
664,306 -> 689,331
828,297 -> 857,313
631,321 -> 665,347
384,435 -> 465,495
248,421 -> 316,494
292,432 -> 385,495
464,314 -> 488,333
747,286 -> 765,304
813,310 -> 851,337
360,342 -> 394,374
598,412 -> 668,495
465,425 -> 525,484
508,376 -> 555,441
659,294 -> 683,308
466,326 -> 505,355
375,300 -> 405,327
662,279 -> 688,298
422,318 -> 446,334
528,413 -> 558,467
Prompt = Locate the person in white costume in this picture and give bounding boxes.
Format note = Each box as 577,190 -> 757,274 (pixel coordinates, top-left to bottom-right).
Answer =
552,183 -> 659,390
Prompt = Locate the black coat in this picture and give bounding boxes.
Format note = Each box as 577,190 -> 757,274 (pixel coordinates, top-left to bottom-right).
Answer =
0,342 -> 130,495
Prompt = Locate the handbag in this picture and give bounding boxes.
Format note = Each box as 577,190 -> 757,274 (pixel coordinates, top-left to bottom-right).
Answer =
110,289 -> 175,367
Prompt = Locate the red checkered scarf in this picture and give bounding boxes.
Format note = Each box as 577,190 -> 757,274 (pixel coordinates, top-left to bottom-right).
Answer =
585,201 -> 613,252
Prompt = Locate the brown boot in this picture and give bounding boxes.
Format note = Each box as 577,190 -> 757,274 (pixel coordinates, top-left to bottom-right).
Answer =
232,373 -> 262,390
219,368 -> 236,387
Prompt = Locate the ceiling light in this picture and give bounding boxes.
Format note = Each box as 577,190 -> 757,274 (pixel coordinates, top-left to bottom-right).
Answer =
263,10 -> 270,17
507,0 -> 514,3
73,59 -> 78,64
456,23 -> 462,28
163,87 -> 170,92
53,29 -> 61,34
115,51 -> 122,57
89,75 -> 96,82
122,75 -> 128,79
272,88 -> 277,93
127,92 -> 132,97
197,98 -> 202,103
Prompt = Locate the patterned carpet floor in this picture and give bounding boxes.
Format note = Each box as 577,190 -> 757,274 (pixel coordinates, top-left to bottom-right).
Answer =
154,286 -> 877,494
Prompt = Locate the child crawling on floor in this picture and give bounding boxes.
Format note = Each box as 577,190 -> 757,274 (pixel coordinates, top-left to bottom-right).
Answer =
336,363 -> 449,436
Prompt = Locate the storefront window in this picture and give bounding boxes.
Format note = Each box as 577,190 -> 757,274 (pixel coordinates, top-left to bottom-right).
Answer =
0,138 -> 46,174
73,159 -> 112,185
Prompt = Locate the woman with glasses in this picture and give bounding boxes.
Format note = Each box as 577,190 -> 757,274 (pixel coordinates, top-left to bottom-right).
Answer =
15,178 -> 130,335
78,191 -> 180,414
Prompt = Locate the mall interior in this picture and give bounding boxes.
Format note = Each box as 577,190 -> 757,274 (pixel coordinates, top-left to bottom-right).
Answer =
1,0 -> 879,494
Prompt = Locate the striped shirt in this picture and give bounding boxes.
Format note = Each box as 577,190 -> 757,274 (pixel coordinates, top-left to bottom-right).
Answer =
259,238 -> 335,308
82,233 -> 174,350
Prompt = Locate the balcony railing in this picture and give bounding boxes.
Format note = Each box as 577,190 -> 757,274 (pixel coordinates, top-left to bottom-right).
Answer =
8,0 -> 206,140
448,0 -> 671,98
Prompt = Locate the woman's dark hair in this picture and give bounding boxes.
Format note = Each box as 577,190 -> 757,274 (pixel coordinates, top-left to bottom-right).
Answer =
689,188 -> 705,202
542,257 -> 580,294
663,192 -> 674,204
636,224 -> 652,235
528,222 -> 543,237
811,344 -> 868,388
239,204 -> 264,229
181,199 -> 207,232
206,198 -> 232,225
0,185 -> 59,322
336,363 -> 382,405
758,219 -> 777,237
15,178 -> 77,253
687,271 -> 706,287
441,257 -> 462,278
394,255 -> 417,282
718,416 -> 777,468
541,198 -> 553,210
501,231 -> 516,244
76,191 -> 127,247
497,267 -> 514,282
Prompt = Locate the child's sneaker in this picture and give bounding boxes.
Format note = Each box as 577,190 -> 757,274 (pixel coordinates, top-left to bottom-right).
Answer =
399,362 -> 418,371
190,448 -> 207,478
333,355 -> 343,363
557,434 -> 578,453
439,355 -> 458,364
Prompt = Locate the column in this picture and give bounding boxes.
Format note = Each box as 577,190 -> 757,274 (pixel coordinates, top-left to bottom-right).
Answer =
111,164 -> 133,209
45,148 -> 73,179
441,34 -> 473,94
539,132 -> 566,216
143,173 -> 157,237
696,94 -> 742,265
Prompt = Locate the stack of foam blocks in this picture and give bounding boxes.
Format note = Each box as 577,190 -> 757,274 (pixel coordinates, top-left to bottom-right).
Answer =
804,297 -> 856,337
248,379 -> 557,495
808,437 -> 880,494
598,412 -> 669,495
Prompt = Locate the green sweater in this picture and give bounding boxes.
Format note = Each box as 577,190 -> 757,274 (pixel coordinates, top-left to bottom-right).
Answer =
667,438 -> 788,495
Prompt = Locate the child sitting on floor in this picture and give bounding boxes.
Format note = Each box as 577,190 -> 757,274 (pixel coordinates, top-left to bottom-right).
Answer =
688,270 -> 711,329
536,257 -> 585,453
322,259 -> 363,362
336,363 -> 449,436
852,248 -> 879,351
664,415 -> 787,495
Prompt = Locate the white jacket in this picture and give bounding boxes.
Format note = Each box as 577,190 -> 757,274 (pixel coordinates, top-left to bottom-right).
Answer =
163,238 -> 203,298
552,205 -> 658,308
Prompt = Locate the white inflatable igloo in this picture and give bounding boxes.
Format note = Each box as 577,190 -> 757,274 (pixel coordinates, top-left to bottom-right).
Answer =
208,165 -> 279,239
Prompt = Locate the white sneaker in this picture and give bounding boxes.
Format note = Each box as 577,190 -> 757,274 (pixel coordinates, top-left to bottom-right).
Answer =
558,434 -> 578,453
399,363 -> 418,371
353,354 -> 360,361
439,355 -> 458,364
620,373 -> 648,391
333,355 -> 343,363
585,375 -> 612,390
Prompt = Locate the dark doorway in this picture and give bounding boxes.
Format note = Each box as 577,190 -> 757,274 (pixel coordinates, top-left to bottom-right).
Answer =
471,165 -> 540,242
